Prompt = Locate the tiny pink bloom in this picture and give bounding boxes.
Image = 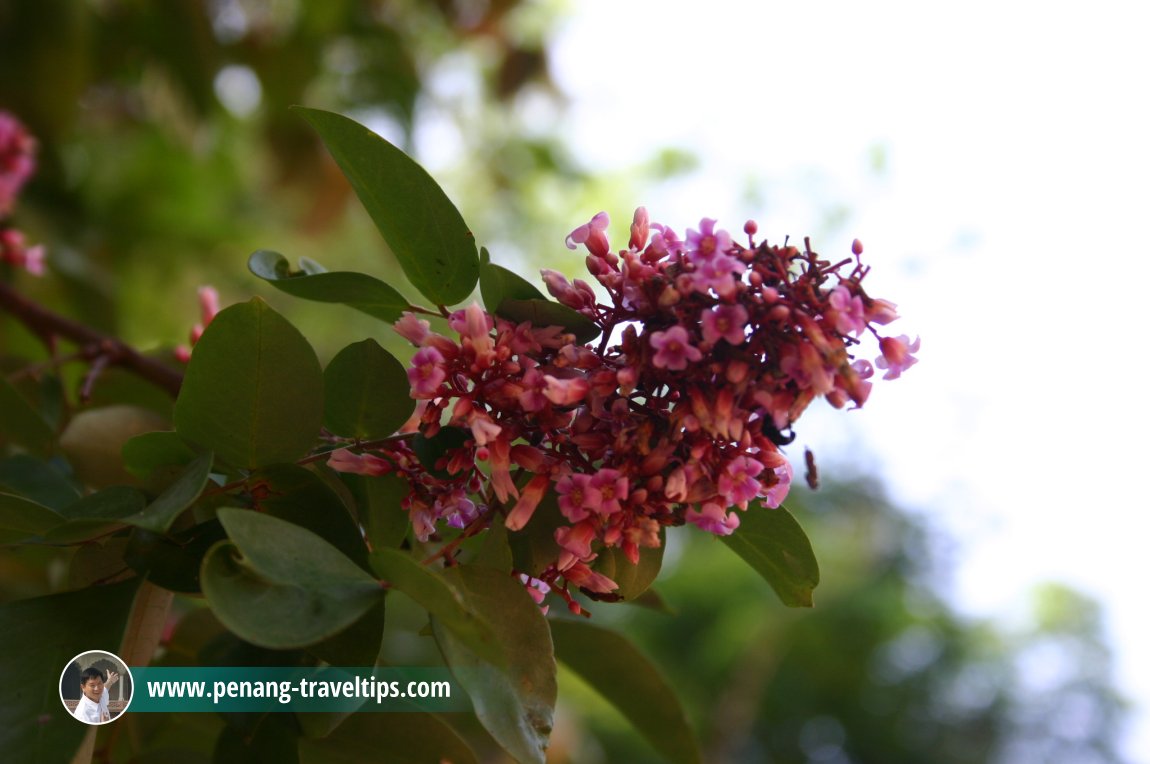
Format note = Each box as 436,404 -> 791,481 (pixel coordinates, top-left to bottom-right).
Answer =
556,473 -> 599,522
686,218 -> 732,261
408,347 -> 447,398
563,561 -> 618,593
394,312 -> 432,346
649,325 -> 703,370
629,207 -> 649,250
555,520 -> 599,570
468,412 -> 502,446
566,211 -> 610,258
701,304 -> 748,345
197,286 -> 220,328
504,474 -> 550,531
590,469 -> 628,515
486,436 -> 519,503
685,502 -> 740,536
762,460 -> 794,509
867,298 -> 900,325
542,374 -> 590,406
828,285 -> 866,335
21,243 -> 45,276
876,335 -> 920,380
327,448 -> 391,476
718,456 -> 764,507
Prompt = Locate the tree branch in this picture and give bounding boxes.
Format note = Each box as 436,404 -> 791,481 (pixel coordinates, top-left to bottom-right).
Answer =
0,279 -> 184,398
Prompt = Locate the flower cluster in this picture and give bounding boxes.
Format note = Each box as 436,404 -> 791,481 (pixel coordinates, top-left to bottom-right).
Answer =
333,209 -> 917,612
0,112 -> 44,276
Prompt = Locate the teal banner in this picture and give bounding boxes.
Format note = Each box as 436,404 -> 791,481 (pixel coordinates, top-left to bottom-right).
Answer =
129,667 -> 468,713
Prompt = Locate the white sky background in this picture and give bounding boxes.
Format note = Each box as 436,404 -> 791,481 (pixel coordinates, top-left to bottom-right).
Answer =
539,0 -> 1150,758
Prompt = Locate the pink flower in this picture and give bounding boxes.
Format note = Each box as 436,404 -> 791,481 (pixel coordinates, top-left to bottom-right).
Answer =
718,456 -> 764,507
504,473 -> 550,531
468,412 -> 502,446
555,520 -> 599,570
828,285 -> 866,335
867,298 -> 899,325
686,218 -> 732,261
0,112 -> 37,216
0,228 -> 45,276
876,335 -> 920,380
685,502 -> 740,535
629,207 -> 649,250
590,469 -> 628,515
556,473 -> 599,522
762,459 -> 793,509
542,374 -> 590,406
701,304 -> 748,346
566,211 -> 611,258
649,325 -> 703,370
395,312 -> 432,345
327,448 -> 391,476
563,561 -> 618,593
691,253 -> 745,299
408,347 -> 447,398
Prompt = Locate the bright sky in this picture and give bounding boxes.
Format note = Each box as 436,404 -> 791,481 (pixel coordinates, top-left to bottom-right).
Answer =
545,0 -> 1150,759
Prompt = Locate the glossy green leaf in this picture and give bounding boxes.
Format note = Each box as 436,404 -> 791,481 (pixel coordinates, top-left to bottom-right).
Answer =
0,455 -> 80,510
508,491 -> 565,578
248,249 -> 411,323
720,503 -> 820,607
0,376 -> 55,455
433,566 -> 556,764
550,619 -> 701,764
294,107 -> 479,306
0,580 -> 139,764
593,530 -> 665,601
121,451 -> 213,533
122,430 -> 198,481
323,339 -> 413,439
249,464 -> 371,572
497,298 -> 601,343
298,711 -> 478,764
0,492 -> 63,537
479,259 -> 546,312
174,298 -> 324,470
201,509 -> 383,648
357,472 -> 410,550
59,485 -> 148,522
370,549 -> 503,666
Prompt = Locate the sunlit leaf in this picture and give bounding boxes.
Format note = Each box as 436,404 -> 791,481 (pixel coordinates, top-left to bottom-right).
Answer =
174,298 -> 323,470
720,503 -> 820,607
549,618 -> 701,764
370,549 -> 503,666
433,565 -> 556,764
248,249 -> 411,323
323,339 -> 413,439
293,107 -> 479,306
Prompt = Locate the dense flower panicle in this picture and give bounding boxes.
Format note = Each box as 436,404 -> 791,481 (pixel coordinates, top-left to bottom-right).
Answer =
328,208 -> 916,609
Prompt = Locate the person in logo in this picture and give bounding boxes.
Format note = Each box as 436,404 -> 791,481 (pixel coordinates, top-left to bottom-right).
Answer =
73,667 -> 118,724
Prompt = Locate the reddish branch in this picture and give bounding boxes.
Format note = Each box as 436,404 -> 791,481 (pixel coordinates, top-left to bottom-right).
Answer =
0,279 -> 184,398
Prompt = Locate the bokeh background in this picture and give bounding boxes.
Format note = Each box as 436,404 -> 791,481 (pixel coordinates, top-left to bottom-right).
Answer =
2,1 -> 1145,761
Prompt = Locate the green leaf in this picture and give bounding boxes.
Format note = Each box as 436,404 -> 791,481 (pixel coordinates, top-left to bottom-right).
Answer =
123,451 -> 214,533
201,508 -> 383,649
323,339 -> 413,439
0,580 -> 139,764
122,430 -> 198,481
0,376 -> 55,455
479,260 -> 546,312
0,493 -> 63,539
497,298 -> 601,343
549,619 -> 701,764
293,107 -> 479,306
124,520 -> 227,593
298,711 -> 478,764
719,503 -> 820,607
59,485 -> 148,522
248,250 -> 411,323
357,472 -> 409,550
593,530 -> 665,601
249,464 -> 371,572
370,549 -> 503,666
433,566 -> 556,764
0,455 -> 80,510
174,298 -> 324,470
508,491 -> 565,578
475,517 -> 513,573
